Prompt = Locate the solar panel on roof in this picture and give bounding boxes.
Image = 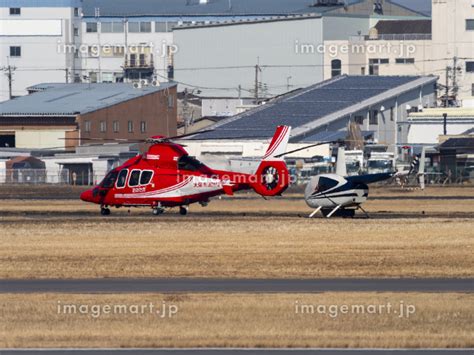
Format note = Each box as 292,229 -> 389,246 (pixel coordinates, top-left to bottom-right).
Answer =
189,75 -> 436,141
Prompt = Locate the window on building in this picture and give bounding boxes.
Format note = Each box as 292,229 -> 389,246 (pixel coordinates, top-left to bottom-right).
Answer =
74,49 -> 79,58
9,46 -> 21,57
472,83 -> 474,97
128,22 -> 139,32
395,58 -> 415,64
128,21 -> 151,33
140,121 -> 147,133
9,8 -> 21,15
74,74 -> 81,83
369,58 -> 389,75
390,107 -> 395,121
128,121 -> 134,133
369,110 -> 379,125
100,121 -> 107,133
168,95 -> 174,108
74,7 -> 79,17
140,21 -> 151,32
354,115 -> 364,125
155,21 -> 178,32
89,72 -> 98,83
86,22 -> 98,33
466,19 -> 474,31
331,59 -> 342,78
73,27 -> 79,36
466,62 -> 474,73
361,67 -> 366,75
113,121 -> 120,133
84,121 -> 91,133
101,21 -> 124,33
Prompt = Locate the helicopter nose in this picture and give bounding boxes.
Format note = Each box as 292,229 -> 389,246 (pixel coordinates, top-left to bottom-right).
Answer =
80,189 -> 94,203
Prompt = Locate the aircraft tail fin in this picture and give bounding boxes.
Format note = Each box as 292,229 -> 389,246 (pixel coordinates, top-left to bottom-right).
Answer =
252,126 -> 291,197
262,125 -> 291,161
335,147 -> 347,177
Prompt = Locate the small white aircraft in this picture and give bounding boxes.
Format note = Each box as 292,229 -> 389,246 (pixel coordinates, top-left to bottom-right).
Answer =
304,148 -> 394,218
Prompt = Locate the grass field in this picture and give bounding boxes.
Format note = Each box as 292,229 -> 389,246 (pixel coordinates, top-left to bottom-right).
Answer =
0,187 -> 473,279
1,292 -> 472,348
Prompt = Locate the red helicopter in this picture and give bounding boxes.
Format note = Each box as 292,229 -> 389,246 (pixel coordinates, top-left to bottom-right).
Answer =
80,125 -> 292,215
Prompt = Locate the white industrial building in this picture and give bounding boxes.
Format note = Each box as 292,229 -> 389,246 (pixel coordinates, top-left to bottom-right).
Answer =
324,0 -> 474,107
407,108 -> 474,144
1,0 -> 428,103
173,1 -> 427,98
0,0 -> 83,102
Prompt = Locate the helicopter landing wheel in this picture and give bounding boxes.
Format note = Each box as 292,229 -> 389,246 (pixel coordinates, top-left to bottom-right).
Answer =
152,208 -> 164,216
100,207 -> 111,216
179,206 -> 188,216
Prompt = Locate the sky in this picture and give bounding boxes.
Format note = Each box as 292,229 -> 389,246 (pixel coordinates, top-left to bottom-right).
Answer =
391,0 -> 431,15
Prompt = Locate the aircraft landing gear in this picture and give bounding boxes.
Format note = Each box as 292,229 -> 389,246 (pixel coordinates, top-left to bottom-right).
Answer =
179,206 -> 189,216
152,208 -> 164,216
100,207 -> 111,216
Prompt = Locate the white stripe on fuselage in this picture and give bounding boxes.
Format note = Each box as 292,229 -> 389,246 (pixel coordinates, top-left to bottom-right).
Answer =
114,176 -> 228,199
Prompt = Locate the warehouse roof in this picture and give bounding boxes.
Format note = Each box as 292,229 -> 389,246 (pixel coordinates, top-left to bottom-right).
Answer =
0,83 -> 176,117
375,19 -> 431,34
82,0 -> 423,17
439,138 -> 474,150
188,75 -> 438,142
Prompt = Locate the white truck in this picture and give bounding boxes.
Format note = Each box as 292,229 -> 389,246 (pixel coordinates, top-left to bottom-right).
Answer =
367,152 -> 395,174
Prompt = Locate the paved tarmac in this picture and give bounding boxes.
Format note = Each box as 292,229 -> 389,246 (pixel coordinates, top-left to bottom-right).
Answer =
1,278 -> 473,294
1,348 -> 473,355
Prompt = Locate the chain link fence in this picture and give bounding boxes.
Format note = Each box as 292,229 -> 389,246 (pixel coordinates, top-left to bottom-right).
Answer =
0,169 -> 70,184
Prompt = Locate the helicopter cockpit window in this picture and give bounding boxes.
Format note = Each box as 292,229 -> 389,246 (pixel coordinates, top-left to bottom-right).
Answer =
140,170 -> 153,185
129,170 -> 141,187
178,155 -> 204,172
101,171 -> 118,189
116,169 -> 128,188
316,176 -> 339,192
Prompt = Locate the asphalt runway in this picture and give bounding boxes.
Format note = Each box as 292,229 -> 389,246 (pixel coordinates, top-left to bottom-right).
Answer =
1,278 -> 473,294
0,209 -> 473,221
1,349 -> 473,355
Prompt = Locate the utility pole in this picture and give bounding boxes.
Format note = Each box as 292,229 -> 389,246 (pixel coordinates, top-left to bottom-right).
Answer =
443,56 -> 463,108
444,64 -> 450,108
451,56 -> 462,103
65,68 -> 69,83
2,64 -> 16,100
254,64 -> 260,104
183,88 -> 189,134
